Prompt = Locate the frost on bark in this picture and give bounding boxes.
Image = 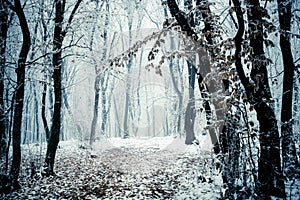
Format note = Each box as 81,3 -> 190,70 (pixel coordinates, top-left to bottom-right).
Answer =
43,0 -> 82,176
40,0 -> 51,142
167,0 -> 217,145
43,0 -> 64,176
232,0 -> 285,197
7,0 -> 31,189
195,0 -> 221,153
89,0 -> 100,145
277,0 -> 298,181
183,0 -> 196,145
184,61 -> 196,144
247,1 -> 284,197
0,0 -> 9,158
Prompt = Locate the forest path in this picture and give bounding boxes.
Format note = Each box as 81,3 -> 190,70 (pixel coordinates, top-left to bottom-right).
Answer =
2,137 -> 222,199
90,136 -> 189,174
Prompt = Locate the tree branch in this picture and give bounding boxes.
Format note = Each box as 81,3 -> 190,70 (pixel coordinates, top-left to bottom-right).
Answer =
166,0 -> 198,40
232,0 -> 250,92
61,0 -> 83,38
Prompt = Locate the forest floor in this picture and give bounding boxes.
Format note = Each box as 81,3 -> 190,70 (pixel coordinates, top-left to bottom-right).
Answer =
0,136 -> 223,199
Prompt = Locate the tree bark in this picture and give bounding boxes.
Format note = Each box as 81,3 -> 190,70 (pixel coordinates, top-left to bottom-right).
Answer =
0,0 -> 9,158
167,0 -> 198,40
8,0 -> 31,189
185,61 -> 196,144
100,75 -> 109,136
89,0 -> 101,145
168,57 -> 183,135
183,0 -> 196,145
195,0 -> 221,153
41,75 -> 50,142
248,1 -> 284,197
123,87 -> 130,138
123,16 -> 133,139
43,0 -> 64,176
41,0 -> 50,142
100,1 -> 110,137
90,75 -> 100,145
43,0 -> 83,176
277,0 -> 298,180
33,84 -> 40,142
90,0 -> 109,144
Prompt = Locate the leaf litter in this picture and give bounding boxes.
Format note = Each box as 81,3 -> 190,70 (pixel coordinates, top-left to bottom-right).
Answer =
1,137 -> 222,199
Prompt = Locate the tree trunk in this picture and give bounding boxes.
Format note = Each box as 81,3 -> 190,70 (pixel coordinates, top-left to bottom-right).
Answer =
89,0 -> 100,145
183,0 -> 196,145
90,0 -> 109,144
195,0 -> 221,153
277,0 -> 298,180
100,1 -> 110,137
0,0 -> 9,158
169,58 -> 183,135
43,0 -> 64,176
113,96 -> 121,137
123,88 -> 130,138
163,5 -> 183,136
185,61 -> 196,144
166,0 -> 198,40
232,0 -> 286,197
22,95 -> 31,144
90,75 -> 100,145
41,0 -> 50,142
248,1 -> 284,197
43,0 -> 82,176
41,73 -> 50,142
33,84 -> 40,142
9,0 -> 31,189
123,18 -> 133,139
100,75 -> 109,136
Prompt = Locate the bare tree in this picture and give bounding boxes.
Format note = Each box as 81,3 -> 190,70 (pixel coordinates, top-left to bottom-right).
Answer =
231,0 -> 285,197
247,0 -> 284,197
40,0 -> 52,142
6,0 -> 31,190
0,0 -> 9,158
90,0 -> 109,145
278,0 -> 299,182
42,0 -> 83,176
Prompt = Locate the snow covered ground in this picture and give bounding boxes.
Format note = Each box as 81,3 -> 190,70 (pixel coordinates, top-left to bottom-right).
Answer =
1,136 -> 223,199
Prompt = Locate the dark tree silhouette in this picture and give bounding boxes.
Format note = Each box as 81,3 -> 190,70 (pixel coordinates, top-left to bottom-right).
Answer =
42,0 -> 83,176
247,0 -> 284,197
168,0 -> 286,198
6,0 -> 31,190
0,0 -> 9,158
232,0 -> 285,197
278,0 -> 298,180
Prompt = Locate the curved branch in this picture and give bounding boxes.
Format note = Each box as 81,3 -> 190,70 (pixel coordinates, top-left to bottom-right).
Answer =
166,0 -> 198,40
232,0 -> 249,92
61,0 -> 83,38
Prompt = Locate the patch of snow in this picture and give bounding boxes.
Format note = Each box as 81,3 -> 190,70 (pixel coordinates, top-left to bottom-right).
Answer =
107,136 -> 176,150
2,136 -> 225,199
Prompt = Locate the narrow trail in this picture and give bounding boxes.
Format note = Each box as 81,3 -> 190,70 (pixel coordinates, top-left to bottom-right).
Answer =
1,137 -> 222,199
90,137 -> 189,174
98,147 -> 183,174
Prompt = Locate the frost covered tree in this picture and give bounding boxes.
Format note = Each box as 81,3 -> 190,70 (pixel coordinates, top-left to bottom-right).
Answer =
165,0 -> 299,198
90,0 -> 110,145
0,0 -> 9,158
5,0 -> 31,190
183,0 -> 197,145
230,0 -> 285,197
277,0 -> 298,182
0,0 -> 298,198
42,0 -> 83,176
